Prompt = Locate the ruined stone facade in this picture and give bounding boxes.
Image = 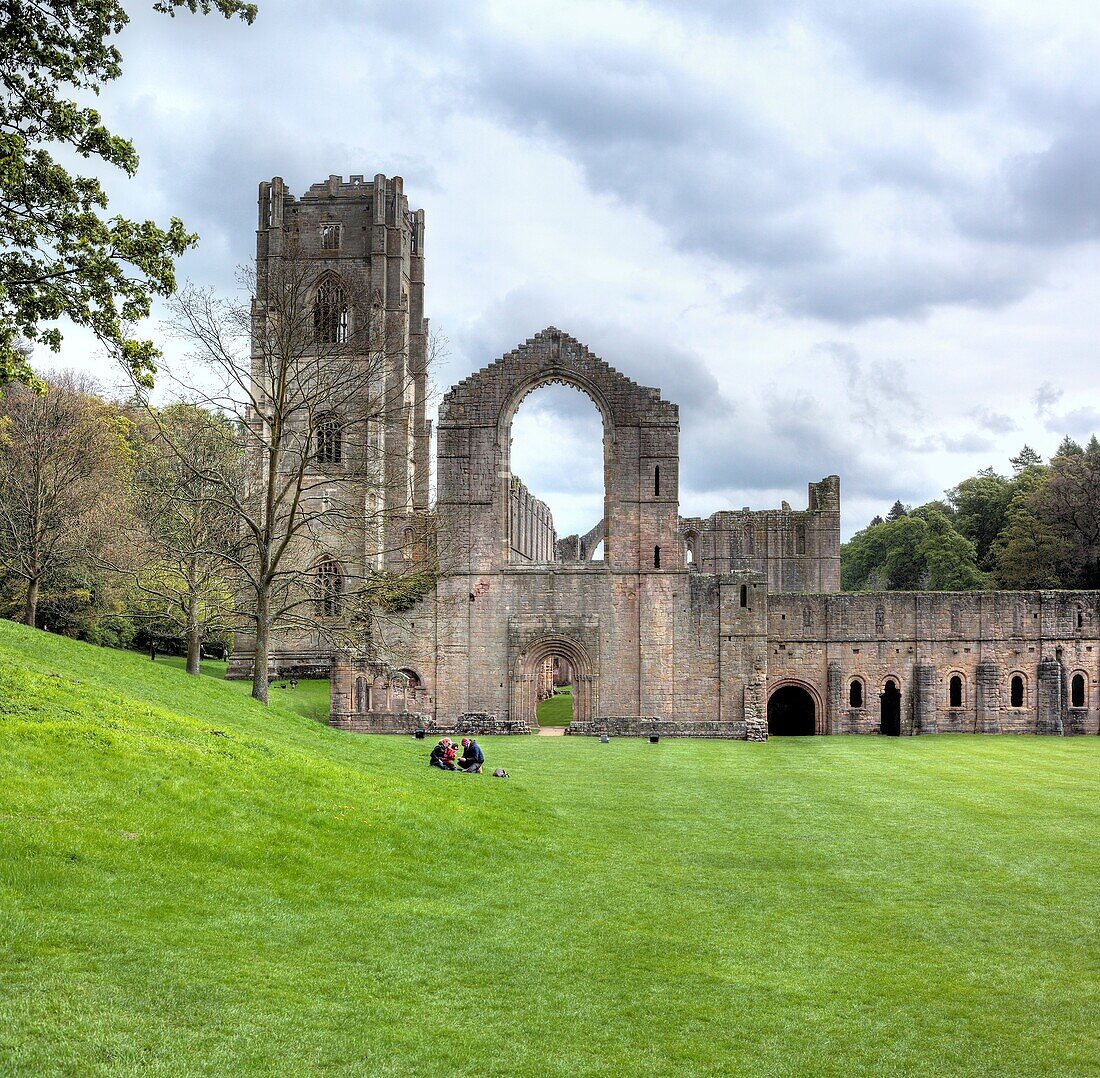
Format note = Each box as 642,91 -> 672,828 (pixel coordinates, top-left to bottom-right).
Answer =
234,174 -> 1099,737
327,323 -> 1100,739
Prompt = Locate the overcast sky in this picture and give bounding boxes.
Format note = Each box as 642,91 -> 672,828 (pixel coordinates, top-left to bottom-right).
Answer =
48,0 -> 1100,538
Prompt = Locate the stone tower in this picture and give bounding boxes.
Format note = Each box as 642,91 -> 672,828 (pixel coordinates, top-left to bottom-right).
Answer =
231,174 -> 430,678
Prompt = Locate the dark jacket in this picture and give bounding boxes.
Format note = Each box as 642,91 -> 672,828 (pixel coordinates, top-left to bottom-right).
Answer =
461,741 -> 485,765
429,742 -> 449,765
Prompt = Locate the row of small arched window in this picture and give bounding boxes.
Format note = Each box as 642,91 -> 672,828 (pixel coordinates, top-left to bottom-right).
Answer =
846,672 -> 1089,710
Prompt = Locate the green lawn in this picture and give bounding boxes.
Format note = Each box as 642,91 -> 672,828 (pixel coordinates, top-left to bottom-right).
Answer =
1,620 -> 1098,1076
537,684 -> 573,726
154,653 -> 330,723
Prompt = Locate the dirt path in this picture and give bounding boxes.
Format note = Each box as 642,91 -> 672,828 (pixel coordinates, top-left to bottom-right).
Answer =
536,726 -> 567,737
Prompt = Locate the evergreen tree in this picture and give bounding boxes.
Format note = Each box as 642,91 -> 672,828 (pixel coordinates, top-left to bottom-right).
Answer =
885,500 -> 908,522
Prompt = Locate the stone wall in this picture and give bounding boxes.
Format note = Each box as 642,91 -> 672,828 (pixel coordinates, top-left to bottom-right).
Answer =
765,591 -> 1100,736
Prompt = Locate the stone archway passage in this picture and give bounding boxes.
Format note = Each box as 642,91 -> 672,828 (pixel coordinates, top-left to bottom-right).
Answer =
880,681 -> 901,736
512,636 -> 596,730
767,685 -> 817,736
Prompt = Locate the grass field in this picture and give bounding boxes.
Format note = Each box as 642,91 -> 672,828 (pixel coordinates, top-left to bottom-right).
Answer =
154,653 -> 331,724
1,619 -> 1098,1076
537,684 -> 573,726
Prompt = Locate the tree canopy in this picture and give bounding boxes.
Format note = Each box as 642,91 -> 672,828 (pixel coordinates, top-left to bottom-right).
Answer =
0,0 -> 256,391
845,441 -> 1100,591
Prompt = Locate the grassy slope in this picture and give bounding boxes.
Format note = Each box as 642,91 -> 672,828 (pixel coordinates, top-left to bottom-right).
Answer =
1,620 -> 1098,1077
537,685 -> 573,726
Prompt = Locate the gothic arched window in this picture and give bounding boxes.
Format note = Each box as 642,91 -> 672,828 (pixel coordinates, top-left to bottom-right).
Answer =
313,279 -> 349,344
315,413 -> 343,465
314,560 -> 343,618
1071,673 -> 1086,708
849,679 -> 864,709
949,674 -> 963,708
1010,674 -> 1025,709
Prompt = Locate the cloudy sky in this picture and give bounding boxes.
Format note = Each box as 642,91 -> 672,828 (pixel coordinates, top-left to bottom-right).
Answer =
50,0 -> 1100,538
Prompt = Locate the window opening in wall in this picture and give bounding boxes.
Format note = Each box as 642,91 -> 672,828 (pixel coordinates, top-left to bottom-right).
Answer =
313,279 -> 349,343
314,560 -> 342,617
654,545 -> 661,569
1077,608 -> 1084,628
849,679 -> 864,708
653,464 -> 661,496
355,676 -> 368,713
315,413 -> 342,464
949,675 -> 963,708
509,383 -> 604,564
1010,675 -> 1024,708
320,222 -> 340,249
1071,673 -> 1085,707
740,584 -> 748,608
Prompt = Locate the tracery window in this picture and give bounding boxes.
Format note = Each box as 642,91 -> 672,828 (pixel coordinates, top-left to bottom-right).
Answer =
313,279 -> 349,344
314,560 -> 343,618
315,413 -> 343,464
320,222 -> 340,250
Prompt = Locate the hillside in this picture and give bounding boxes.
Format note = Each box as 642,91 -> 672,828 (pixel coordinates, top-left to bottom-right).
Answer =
1,620 -> 1098,1076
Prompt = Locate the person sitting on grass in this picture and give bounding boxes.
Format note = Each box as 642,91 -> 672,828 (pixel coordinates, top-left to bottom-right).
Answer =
457,737 -> 485,774
429,737 -> 457,771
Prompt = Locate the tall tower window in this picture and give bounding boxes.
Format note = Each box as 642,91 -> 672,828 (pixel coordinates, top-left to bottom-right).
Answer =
320,223 -> 340,250
949,675 -> 963,708
314,279 -> 349,344
653,545 -> 661,569
653,464 -> 661,496
314,560 -> 343,618
315,413 -> 343,465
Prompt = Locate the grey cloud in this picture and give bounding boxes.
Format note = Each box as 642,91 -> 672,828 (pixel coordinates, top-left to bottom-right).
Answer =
959,115 -> 1100,245
1042,406 -> 1100,439
970,407 -> 1018,435
821,1 -> 994,107
941,432 -> 995,454
737,250 -> 1037,323
1033,381 -> 1063,417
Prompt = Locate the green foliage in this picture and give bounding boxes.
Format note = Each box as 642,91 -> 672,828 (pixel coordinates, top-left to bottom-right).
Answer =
0,621 -> 1097,1075
0,0 -> 255,391
842,507 -> 985,591
947,468 -> 1013,567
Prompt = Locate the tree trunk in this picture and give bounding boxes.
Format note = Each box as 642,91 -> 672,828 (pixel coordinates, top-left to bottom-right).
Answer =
185,588 -> 202,676
23,578 -> 39,627
251,590 -> 270,704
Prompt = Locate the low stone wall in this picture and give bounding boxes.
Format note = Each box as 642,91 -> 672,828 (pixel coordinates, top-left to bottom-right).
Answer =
568,717 -> 748,739
328,711 -> 531,735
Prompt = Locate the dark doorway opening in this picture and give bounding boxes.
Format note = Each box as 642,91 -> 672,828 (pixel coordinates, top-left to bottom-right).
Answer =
767,685 -> 816,735
880,680 -> 901,736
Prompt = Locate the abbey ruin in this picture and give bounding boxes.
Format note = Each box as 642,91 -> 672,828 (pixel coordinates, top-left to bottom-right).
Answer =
236,174 -> 1100,738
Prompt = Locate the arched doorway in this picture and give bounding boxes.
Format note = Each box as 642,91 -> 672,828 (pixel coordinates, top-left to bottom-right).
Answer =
512,636 -> 595,729
767,684 -> 817,735
880,679 -> 901,736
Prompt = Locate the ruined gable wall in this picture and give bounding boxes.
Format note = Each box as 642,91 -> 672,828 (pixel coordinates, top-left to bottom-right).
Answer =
694,477 -> 841,594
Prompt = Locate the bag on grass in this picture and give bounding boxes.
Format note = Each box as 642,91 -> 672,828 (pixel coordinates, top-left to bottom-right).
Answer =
492,768 -> 508,779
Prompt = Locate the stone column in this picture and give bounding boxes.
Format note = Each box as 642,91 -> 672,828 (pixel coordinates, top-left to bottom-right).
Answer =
1036,657 -> 1064,735
914,663 -> 937,735
976,660 -> 1002,734
826,660 -> 843,735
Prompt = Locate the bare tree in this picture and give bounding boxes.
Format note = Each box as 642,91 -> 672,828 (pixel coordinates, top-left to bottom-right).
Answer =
159,250 -> 438,702
0,374 -> 133,626
126,402 -> 242,674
